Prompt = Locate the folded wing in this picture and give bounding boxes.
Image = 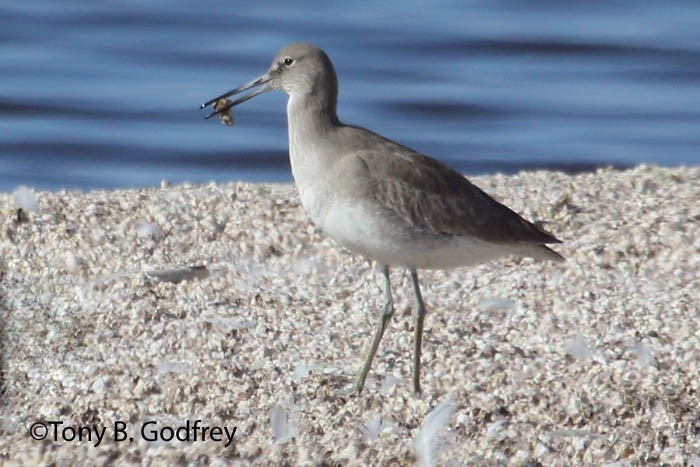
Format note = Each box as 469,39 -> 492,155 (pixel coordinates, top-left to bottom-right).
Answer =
359,149 -> 561,245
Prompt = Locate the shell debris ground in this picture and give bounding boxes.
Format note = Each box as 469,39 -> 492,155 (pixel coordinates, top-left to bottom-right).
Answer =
0,166 -> 698,465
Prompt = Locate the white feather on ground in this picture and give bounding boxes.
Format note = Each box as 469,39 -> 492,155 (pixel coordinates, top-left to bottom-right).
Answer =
360,412 -> 383,442
565,332 -> 590,361
477,297 -> 515,312
629,341 -> 654,367
145,265 -> 210,283
413,396 -> 456,467
292,362 -> 312,381
270,403 -> 296,445
135,220 -> 164,240
10,185 -> 38,213
486,419 -> 507,440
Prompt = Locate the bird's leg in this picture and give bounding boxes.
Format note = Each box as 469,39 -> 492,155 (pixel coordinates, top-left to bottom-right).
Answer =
355,264 -> 394,392
410,268 -> 426,394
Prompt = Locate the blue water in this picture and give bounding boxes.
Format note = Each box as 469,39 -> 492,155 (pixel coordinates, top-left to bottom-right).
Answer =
1,1 -> 699,192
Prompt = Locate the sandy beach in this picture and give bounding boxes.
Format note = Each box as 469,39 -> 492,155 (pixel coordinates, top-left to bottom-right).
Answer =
1,165 -> 698,465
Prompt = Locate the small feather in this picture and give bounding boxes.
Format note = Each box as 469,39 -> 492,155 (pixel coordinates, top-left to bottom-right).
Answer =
629,341 -> 654,367
360,412 -> 383,442
565,333 -> 590,361
270,404 -> 296,444
145,265 -> 209,284
11,185 -> 38,213
135,221 -> 164,240
477,297 -> 515,312
414,396 -> 456,467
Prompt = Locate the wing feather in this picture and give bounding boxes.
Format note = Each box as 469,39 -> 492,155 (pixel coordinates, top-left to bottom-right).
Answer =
357,148 -> 561,244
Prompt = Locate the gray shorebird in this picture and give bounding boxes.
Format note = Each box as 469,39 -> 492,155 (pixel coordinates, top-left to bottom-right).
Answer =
201,43 -> 563,394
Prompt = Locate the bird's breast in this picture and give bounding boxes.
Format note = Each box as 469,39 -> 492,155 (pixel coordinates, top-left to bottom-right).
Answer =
296,183 -> 326,227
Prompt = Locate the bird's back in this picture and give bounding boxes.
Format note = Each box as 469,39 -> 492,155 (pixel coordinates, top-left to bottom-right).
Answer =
338,126 -> 561,242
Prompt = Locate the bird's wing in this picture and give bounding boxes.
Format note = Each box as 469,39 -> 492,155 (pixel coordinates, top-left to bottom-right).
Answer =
357,147 -> 561,244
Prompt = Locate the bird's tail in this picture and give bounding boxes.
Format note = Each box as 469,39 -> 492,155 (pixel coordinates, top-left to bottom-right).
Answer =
528,244 -> 565,262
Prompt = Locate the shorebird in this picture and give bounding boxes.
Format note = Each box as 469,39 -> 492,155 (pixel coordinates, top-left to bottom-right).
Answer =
201,43 -> 563,394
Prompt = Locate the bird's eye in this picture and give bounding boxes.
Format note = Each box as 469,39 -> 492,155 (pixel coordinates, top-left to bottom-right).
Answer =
283,57 -> 294,67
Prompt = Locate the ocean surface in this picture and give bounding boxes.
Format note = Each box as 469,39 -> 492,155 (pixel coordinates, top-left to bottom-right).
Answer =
1,1 -> 699,192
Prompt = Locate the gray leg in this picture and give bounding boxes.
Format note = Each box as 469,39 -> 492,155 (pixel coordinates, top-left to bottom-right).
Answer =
355,264 -> 394,393
410,268 -> 426,394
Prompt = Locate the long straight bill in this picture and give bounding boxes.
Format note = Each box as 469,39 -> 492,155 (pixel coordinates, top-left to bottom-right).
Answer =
200,74 -> 272,119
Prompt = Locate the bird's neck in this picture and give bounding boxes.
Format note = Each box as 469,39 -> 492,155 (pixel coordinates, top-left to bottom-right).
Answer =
287,93 -> 339,133
287,93 -> 340,178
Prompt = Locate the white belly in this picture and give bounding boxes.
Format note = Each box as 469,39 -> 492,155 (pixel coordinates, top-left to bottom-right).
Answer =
299,191 -> 510,270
